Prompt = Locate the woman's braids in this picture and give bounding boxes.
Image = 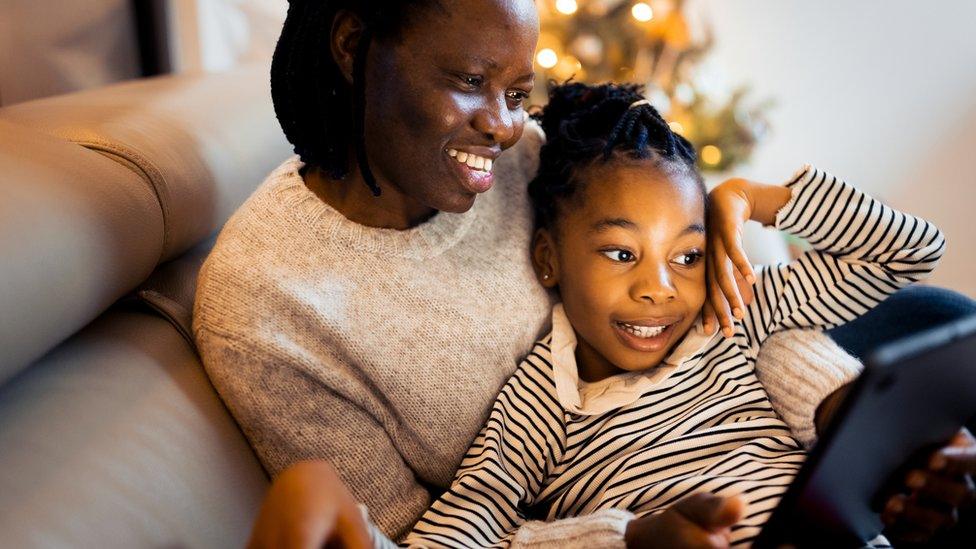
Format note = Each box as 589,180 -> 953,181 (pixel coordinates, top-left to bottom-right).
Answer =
271,0 -> 440,196
528,82 -> 704,231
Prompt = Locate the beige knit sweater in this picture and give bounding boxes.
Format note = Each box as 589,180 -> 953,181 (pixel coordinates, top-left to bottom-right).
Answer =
193,122 -> 861,546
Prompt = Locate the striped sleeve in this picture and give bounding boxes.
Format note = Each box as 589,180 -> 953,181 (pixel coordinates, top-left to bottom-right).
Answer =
742,165 -> 945,348
401,354 -> 568,548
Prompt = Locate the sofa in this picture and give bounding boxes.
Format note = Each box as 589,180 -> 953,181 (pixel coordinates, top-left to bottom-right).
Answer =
0,65 -> 290,547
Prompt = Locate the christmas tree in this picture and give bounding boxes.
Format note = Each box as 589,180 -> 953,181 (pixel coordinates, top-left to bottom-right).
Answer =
533,0 -> 771,172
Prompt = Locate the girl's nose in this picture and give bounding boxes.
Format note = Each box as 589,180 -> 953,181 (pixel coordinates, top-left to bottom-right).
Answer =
471,94 -> 517,145
631,263 -> 677,304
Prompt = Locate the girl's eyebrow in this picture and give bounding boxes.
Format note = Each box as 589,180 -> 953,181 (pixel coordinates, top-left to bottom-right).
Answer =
590,218 -> 636,233
590,219 -> 706,235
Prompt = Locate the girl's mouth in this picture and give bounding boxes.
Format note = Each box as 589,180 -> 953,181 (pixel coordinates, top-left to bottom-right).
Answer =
612,319 -> 679,353
447,148 -> 494,194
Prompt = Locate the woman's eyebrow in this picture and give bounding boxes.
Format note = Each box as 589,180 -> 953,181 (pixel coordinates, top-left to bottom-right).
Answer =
682,223 -> 706,235
469,56 -> 534,81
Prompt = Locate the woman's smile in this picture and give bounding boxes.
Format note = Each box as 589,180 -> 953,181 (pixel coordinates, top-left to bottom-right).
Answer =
446,147 -> 498,194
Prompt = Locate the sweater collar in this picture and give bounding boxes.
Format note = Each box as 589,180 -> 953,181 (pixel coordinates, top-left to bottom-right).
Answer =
550,303 -> 717,415
271,156 -> 481,260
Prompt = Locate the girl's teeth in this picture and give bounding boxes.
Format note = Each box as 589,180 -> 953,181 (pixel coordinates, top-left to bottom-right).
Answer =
447,148 -> 493,173
619,322 -> 667,338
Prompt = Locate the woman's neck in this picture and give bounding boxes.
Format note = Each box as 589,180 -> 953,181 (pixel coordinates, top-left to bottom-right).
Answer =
302,164 -> 437,230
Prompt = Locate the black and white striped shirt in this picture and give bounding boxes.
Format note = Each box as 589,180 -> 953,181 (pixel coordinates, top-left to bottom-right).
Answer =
401,166 -> 945,548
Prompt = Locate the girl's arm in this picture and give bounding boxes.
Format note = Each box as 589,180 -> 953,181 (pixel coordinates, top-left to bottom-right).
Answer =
708,164 -> 945,347
401,357 -> 628,548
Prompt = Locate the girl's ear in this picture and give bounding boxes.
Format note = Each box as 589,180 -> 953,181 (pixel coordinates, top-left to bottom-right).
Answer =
532,228 -> 560,288
330,9 -> 366,84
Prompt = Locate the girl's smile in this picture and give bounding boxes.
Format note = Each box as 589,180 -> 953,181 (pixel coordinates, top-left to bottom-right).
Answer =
612,316 -> 683,353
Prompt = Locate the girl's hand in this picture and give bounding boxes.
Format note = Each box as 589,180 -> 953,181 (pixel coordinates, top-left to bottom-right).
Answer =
704,178 -> 792,337
248,460 -> 372,549
625,493 -> 745,548
881,427 -> 976,543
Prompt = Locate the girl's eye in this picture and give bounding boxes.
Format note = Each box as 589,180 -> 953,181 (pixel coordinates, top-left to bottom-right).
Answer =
602,249 -> 635,263
673,251 -> 703,267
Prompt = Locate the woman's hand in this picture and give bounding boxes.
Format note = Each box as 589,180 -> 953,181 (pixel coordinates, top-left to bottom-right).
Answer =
881,427 -> 976,543
624,493 -> 745,548
248,460 -> 372,549
703,178 -> 792,337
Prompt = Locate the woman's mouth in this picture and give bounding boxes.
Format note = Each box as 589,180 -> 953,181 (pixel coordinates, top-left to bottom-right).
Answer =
612,319 -> 679,353
447,148 -> 494,194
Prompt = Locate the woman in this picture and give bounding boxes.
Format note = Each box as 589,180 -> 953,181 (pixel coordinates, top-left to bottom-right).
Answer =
193,0 -> 976,547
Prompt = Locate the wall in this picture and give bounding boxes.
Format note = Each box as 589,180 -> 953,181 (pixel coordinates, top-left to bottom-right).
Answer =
0,0 -> 140,106
693,0 -> 976,296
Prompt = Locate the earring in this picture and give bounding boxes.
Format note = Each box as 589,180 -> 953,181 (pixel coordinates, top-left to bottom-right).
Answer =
543,274 -> 551,280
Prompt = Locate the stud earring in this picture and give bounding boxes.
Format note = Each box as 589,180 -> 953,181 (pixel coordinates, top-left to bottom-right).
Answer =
543,274 -> 551,280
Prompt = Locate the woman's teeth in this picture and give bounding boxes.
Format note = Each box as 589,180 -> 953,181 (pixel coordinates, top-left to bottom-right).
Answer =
618,322 -> 668,338
447,149 -> 493,172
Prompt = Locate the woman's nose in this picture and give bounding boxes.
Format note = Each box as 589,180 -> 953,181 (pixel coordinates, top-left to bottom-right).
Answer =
631,263 -> 677,304
471,94 -> 517,144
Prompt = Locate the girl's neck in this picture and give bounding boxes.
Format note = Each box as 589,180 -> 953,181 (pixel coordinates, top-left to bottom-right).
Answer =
302,164 -> 437,230
575,337 -> 634,383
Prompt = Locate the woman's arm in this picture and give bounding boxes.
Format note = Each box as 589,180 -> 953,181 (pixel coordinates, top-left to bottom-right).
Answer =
196,330 -> 430,542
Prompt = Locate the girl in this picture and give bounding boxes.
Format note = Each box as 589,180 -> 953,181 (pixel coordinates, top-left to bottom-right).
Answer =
400,82 -> 946,547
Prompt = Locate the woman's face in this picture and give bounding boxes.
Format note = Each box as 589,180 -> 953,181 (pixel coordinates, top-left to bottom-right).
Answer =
362,0 -> 539,214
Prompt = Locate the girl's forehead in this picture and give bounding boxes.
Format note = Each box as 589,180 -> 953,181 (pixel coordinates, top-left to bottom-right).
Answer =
571,162 -> 705,222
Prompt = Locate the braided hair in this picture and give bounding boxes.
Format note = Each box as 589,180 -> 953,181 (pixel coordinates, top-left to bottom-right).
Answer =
528,82 -> 705,231
270,0 -> 442,196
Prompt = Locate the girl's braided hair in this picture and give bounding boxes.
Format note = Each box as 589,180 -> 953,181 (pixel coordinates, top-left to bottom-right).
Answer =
528,82 -> 705,230
270,0 -> 442,196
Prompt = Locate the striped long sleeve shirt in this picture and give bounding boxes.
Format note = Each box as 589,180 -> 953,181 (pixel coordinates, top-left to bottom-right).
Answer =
400,165 -> 945,548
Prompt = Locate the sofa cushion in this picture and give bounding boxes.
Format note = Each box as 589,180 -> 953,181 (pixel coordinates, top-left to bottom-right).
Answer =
0,64 -> 292,262
136,236 -> 216,347
0,305 -> 268,548
0,120 -> 164,384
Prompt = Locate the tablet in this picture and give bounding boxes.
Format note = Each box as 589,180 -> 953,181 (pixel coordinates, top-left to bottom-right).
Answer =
755,314 -> 976,548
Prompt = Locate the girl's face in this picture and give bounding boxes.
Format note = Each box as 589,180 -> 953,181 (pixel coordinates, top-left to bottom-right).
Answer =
362,0 -> 539,215
533,161 -> 708,382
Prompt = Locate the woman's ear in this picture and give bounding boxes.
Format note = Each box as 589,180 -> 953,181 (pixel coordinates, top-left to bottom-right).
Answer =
532,228 -> 560,288
330,9 -> 366,84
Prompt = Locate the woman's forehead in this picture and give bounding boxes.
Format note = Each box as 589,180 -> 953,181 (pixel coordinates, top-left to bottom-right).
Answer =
400,0 -> 539,57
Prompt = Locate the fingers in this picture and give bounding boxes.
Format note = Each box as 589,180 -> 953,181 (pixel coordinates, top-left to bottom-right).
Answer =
882,493 -> 957,543
930,428 -> 976,476
707,263 -> 735,338
907,469 -> 976,508
702,300 -> 718,335
713,250 -> 744,324
674,493 -> 745,532
336,504 -> 374,549
721,224 -> 755,286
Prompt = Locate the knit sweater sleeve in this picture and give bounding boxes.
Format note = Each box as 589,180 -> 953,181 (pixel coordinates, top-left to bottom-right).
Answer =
194,329 -> 431,542
753,329 -> 863,448
740,165 -> 945,349
401,352 -> 633,549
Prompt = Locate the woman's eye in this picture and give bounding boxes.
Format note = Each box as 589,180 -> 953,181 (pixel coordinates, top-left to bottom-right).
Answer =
506,90 -> 529,107
459,74 -> 484,89
602,249 -> 635,263
673,252 -> 703,266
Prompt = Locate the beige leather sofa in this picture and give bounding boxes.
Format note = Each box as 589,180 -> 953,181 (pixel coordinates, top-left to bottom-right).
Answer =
0,65 -> 291,547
